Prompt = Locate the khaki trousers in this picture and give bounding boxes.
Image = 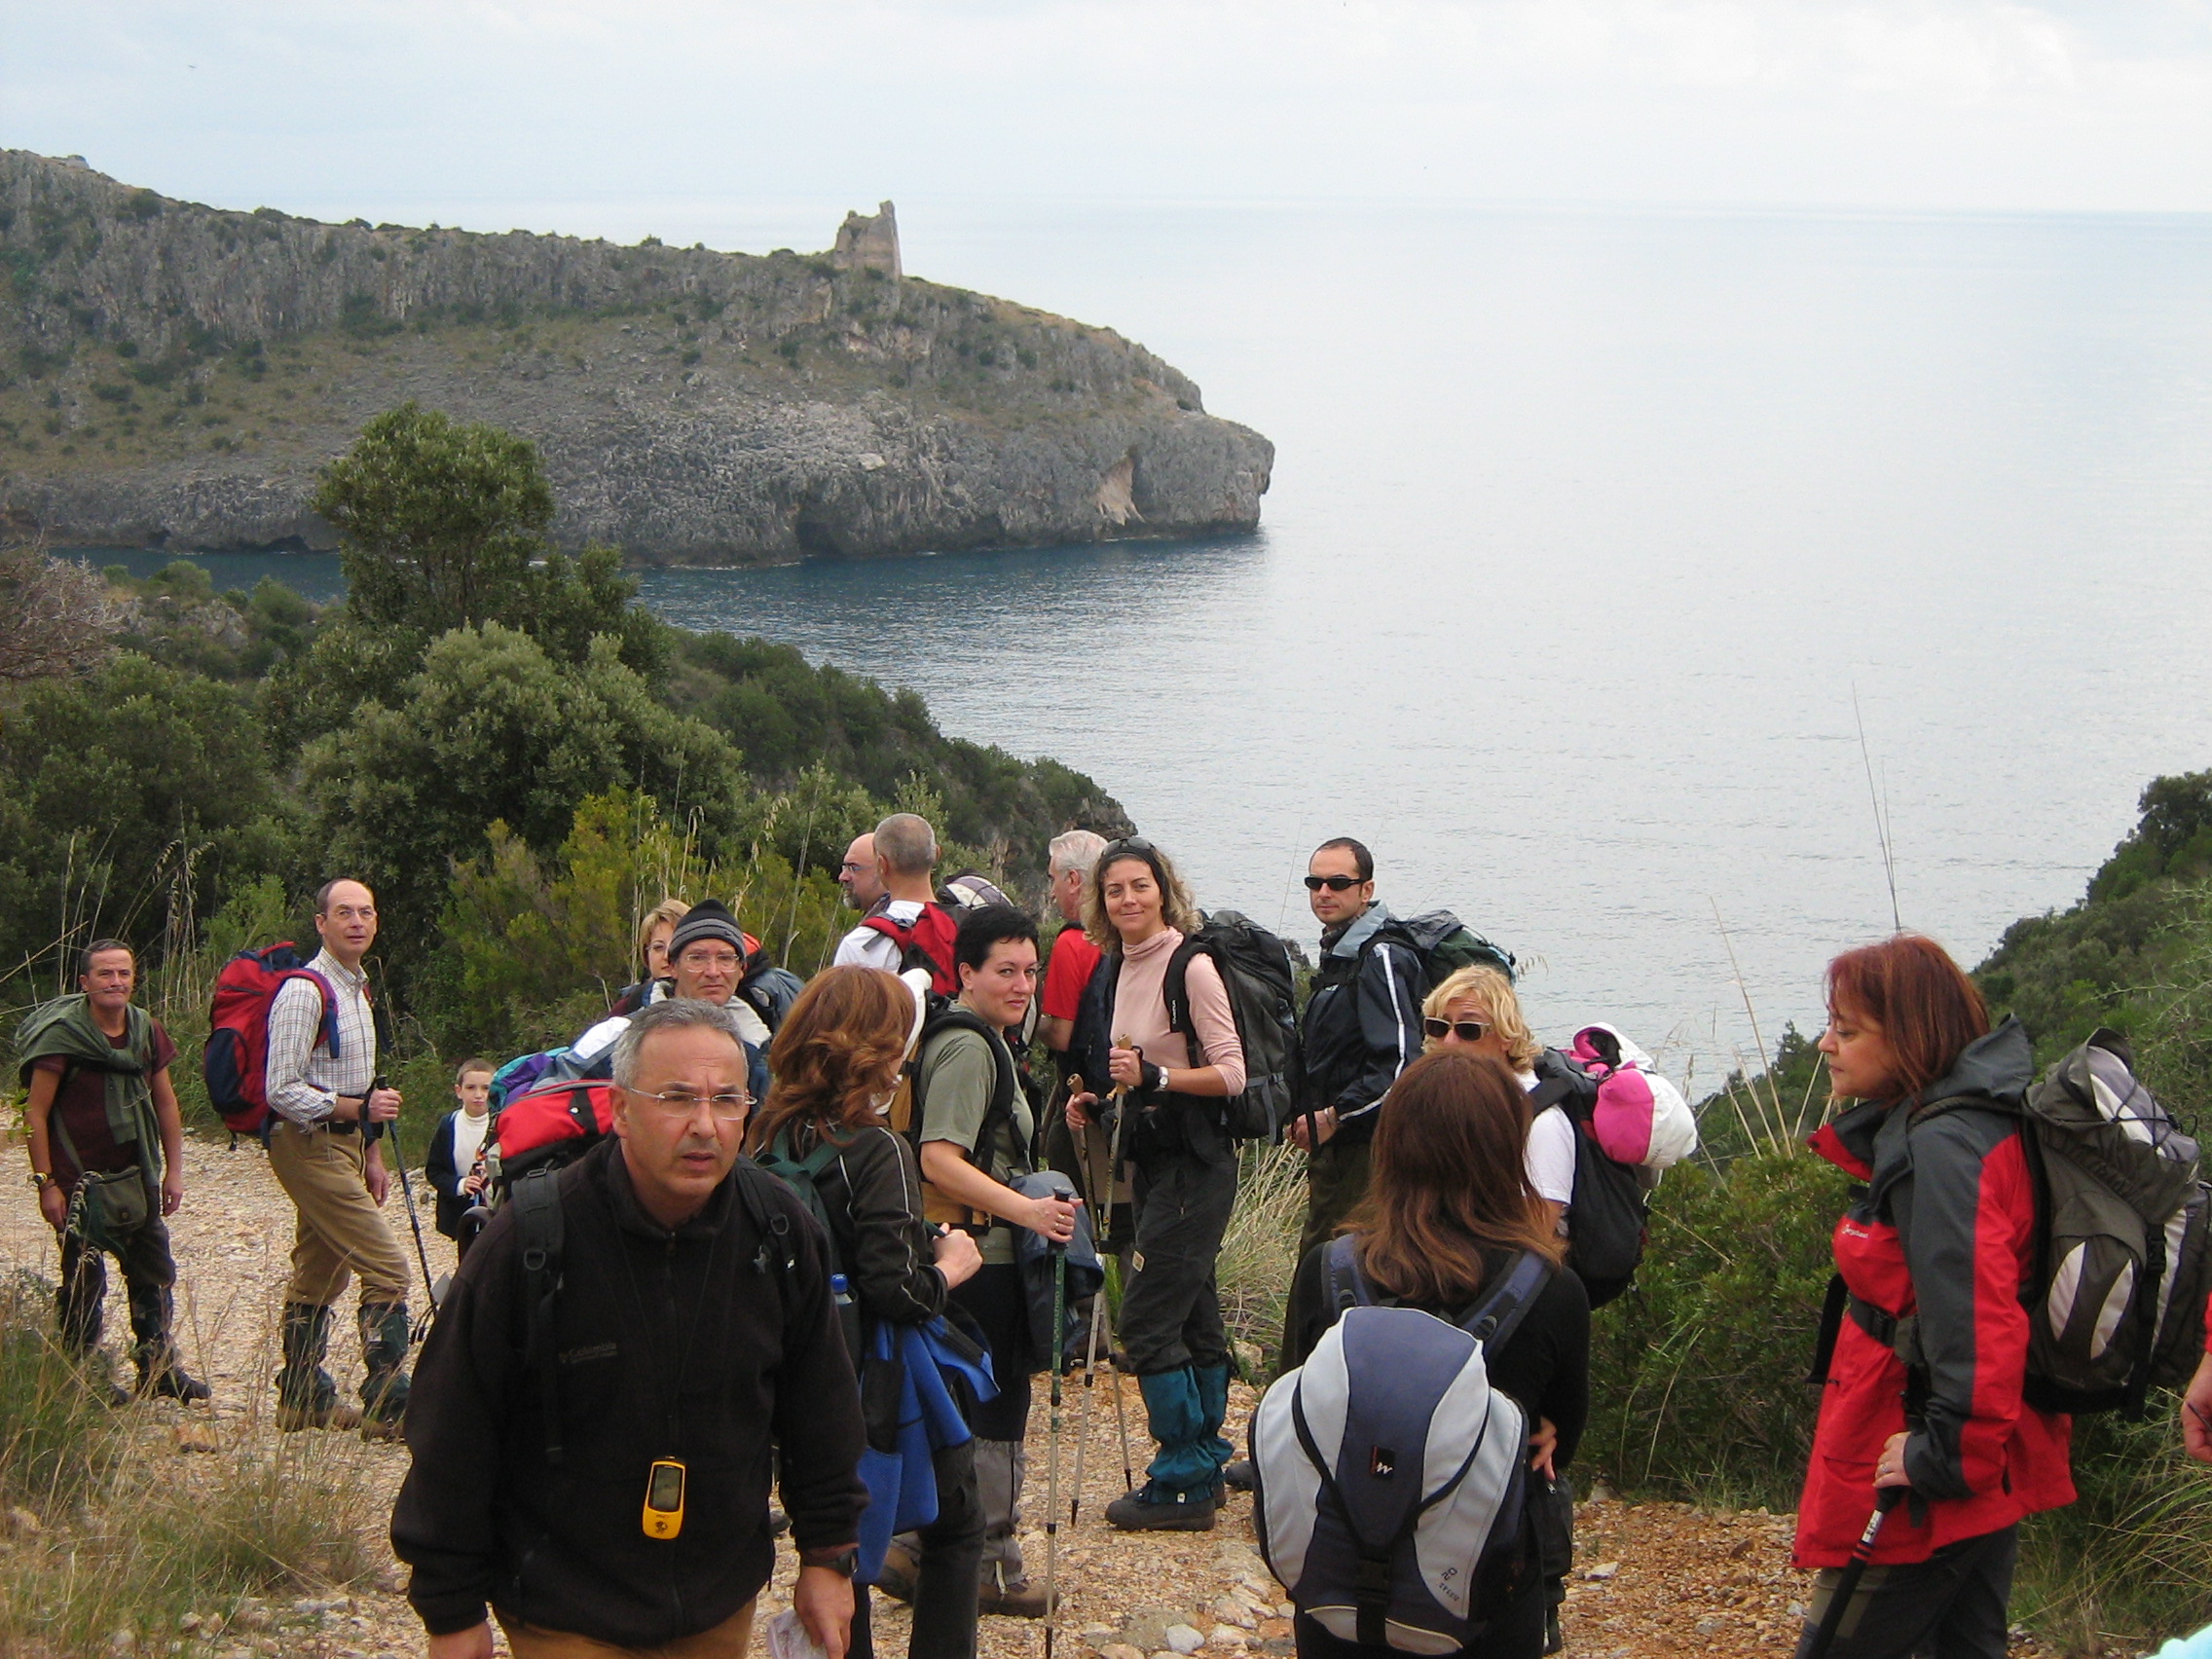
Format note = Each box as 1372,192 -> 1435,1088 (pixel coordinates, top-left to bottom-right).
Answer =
266,1121 -> 410,1306
497,1599 -> 757,1659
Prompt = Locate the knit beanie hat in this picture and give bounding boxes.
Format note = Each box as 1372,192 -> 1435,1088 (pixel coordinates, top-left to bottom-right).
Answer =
666,899 -> 746,963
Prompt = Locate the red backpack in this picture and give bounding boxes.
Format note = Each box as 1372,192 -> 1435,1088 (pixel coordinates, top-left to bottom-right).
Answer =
203,942 -> 337,1138
490,1079 -> 621,1189
860,903 -> 960,995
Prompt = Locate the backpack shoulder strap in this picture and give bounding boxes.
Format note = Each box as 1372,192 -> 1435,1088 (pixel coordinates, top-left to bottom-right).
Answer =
510,1166 -> 568,1465
1161,937 -> 1207,1042
1454,1249 -> 1555,1353
1324,1234 -> 1372,1311
912,1010 -> 1020,1151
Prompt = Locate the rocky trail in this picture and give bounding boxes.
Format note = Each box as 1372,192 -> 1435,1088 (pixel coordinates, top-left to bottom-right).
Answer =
0,1128 -> 2059,1658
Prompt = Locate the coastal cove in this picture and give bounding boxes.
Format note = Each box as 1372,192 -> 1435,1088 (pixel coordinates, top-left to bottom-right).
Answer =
81,199 -> 2212,1077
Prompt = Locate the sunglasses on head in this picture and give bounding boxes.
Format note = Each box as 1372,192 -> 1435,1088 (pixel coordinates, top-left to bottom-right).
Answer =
1102,836 -> 1158,858
1423,1016 -> 1490,1043
1304,874 -> 1362,892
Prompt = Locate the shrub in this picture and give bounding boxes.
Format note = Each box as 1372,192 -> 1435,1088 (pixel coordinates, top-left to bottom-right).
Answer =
1582,1148 -> 1848,1505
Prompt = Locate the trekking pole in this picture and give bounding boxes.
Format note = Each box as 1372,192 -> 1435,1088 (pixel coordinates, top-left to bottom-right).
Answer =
1045,1239 -> 1068,1659
376,1077 -> 443,1321
1102,1042 -> 1137,1495
1801,1487 -> 1902,1659
1068,1080 -> 1100,1527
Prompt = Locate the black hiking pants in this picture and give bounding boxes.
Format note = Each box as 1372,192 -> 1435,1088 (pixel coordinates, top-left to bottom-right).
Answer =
1120,1145 -> 1235,1376
1793,1524 -> 2017,1659
57,1207 -> 178,1362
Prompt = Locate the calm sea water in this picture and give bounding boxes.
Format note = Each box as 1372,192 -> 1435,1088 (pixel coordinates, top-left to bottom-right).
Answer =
90,203 -> 2212,1087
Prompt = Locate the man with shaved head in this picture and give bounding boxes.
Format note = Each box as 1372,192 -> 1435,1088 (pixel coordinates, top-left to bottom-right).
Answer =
831,813 -> 958,992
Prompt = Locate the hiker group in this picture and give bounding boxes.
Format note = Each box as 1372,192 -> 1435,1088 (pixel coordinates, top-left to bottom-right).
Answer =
20,819 -> 2212,1659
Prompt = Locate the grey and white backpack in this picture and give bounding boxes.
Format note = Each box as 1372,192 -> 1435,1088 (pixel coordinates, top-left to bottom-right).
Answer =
1927,1029 -> 2212,1417
1250,1242 -> 1552,1653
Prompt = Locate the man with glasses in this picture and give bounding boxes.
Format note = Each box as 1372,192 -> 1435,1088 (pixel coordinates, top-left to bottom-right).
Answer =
564,901 -> 770,1104
1287,837 -> 1425,1263
394,998 -> 866,1659
836,832 -> 887,916
264,878 -> 414,1438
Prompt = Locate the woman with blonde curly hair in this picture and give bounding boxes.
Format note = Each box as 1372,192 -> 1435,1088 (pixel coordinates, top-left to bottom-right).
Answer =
1420,966 -> 1574,1232
1066,836 -> 1245,1532
746,966 -> 986,1659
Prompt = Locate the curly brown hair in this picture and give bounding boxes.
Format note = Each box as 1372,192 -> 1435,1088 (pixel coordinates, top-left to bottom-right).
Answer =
1343,1050 -> 1564,1308
745,966 -> 913,1155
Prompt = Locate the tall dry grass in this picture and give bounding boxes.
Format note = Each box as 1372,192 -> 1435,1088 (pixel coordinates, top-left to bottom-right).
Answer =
0,1274 -> 384,1658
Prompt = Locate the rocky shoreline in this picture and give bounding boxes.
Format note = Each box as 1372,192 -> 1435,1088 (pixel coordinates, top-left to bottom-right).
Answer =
0,158 -> 1272,564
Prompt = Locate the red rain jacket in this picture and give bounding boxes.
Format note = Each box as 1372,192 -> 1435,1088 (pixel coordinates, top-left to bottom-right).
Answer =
1794,1018 -> 2074,1568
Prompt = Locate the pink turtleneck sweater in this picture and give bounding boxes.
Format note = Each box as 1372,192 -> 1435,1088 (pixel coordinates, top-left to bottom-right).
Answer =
1108,927 -> 1246,1093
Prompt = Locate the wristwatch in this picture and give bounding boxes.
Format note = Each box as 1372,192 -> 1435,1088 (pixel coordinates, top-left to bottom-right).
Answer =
799,1545 -> 860,1578
30,1171 -> 54,1191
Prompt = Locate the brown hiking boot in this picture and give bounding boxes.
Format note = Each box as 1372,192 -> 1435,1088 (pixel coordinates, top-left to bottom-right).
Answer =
276,1398 -> 362,1432
978,1577 -> 1053,1619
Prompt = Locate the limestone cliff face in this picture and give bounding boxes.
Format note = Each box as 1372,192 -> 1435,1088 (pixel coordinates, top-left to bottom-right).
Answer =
0,153 -> 1272,562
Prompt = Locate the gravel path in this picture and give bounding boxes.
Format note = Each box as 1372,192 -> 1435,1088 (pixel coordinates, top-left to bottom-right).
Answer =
0,1125 -> 2060,1659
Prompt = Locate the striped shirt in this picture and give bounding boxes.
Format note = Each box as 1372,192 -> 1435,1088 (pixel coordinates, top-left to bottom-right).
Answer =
265,948 -> 377,1128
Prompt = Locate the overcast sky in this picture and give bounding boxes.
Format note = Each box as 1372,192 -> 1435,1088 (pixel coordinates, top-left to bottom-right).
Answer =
8,2 -> 2212,251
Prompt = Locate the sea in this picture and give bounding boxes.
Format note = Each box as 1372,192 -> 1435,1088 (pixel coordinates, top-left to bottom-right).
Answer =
81,202 -> 2212,1089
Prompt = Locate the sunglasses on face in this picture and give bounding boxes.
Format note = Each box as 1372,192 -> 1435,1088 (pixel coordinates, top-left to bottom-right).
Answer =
1423,1017 -> 1490,1043
1304,874 -> 1362,892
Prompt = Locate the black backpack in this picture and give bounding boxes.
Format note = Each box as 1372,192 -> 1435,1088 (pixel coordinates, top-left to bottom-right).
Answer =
1530,1051 -> 1646,1309
1163,911 -> 1304,1142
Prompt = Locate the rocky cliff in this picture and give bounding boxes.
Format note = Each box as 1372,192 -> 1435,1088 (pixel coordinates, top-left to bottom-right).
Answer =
0,154 -> 1272,563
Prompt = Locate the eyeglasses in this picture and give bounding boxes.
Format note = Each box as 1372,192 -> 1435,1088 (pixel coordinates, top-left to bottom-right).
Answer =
1304,874 -> 1363,892
677,951 -> 742,971
623,1087 -> 753,1121
1423,1017 -> 1490,1044
1102,836 -> 1157,857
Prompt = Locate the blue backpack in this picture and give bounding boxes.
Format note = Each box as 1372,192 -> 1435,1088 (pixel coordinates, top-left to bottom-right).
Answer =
1250,1242 -> 1553,1652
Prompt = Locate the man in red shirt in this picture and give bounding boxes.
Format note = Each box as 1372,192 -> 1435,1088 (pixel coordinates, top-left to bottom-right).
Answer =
1038,830 -> 1107,1063
18,938 -> 205,1401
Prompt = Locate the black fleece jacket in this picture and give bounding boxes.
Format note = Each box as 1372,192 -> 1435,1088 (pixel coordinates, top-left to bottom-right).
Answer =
391,1138 -> 866,1646
788,1120 -> 950,1327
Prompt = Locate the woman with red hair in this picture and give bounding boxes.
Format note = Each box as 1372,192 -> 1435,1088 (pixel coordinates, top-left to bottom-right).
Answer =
1794,934 -> 2073,1658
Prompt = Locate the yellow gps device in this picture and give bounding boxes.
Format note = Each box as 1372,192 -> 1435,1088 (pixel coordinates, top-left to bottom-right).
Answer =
643,1458 -> 686,1539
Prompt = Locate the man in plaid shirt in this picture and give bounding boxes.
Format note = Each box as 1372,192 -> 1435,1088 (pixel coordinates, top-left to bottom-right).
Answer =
265,877 -> 413,1439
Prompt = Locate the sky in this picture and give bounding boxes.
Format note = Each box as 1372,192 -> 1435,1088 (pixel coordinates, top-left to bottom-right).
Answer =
6,2 -> 2212,252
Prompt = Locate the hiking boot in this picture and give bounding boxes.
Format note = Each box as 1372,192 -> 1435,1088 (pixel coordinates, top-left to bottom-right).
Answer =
135,1359 -> 211,1404
357,1301 -> 412,1441
1223,1457 -> 1257,1493
277,1397 -> 363,1431
1105,1482 -> 1218,1532
276,1303 -> 361,1429
872,1540 -> 919,1605
978,1576 -> 1052,1618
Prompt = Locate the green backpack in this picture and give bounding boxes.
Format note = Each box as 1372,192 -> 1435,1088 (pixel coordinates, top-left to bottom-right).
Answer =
1380,908 -> 1518,988
755,1129 -> 862,1354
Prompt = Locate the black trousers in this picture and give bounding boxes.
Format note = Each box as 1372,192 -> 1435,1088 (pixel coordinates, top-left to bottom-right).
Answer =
950,1262 -> 1034,1442
57,1209 -> 177,1361
1119,1149 -> 1235,1376
1794,1524 -> 2019,1659
855,1439 -> 984,1659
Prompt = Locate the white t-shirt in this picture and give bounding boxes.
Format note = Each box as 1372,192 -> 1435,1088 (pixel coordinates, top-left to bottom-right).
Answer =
833,898 -> 926,972
1520,1070 -> 1577,1208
